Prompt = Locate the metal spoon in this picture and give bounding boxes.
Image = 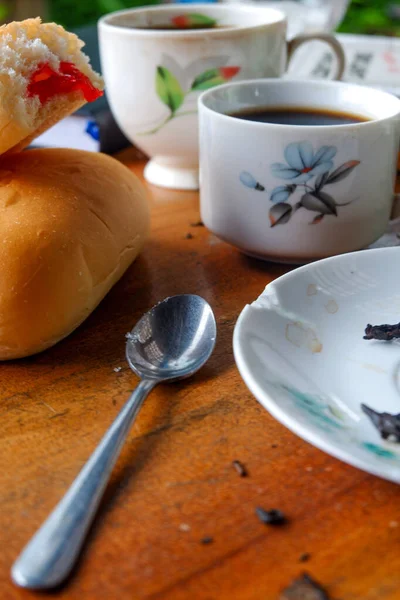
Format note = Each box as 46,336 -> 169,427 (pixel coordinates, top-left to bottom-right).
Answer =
12,294 -> 216,590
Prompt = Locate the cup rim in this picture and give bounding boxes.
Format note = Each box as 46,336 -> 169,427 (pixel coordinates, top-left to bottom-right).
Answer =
198,78 -> 400,129
98,3 -> 286,38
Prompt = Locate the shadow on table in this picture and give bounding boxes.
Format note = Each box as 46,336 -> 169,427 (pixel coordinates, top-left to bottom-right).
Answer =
239,253 -> 299,278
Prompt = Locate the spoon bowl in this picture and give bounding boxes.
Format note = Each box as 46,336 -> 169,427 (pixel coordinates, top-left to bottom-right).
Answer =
126,294 -> 216,381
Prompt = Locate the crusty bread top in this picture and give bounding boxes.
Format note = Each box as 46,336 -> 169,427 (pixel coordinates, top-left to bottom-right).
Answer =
0,148 -> 149,359
0,18 -> 104,132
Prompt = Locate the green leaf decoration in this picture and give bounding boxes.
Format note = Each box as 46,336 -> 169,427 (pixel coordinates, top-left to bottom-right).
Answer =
191,66 -> 240,91
172,13 -> 217,28
191,68 -> 224,91
156,66 -> 184,114
326,160 -> 360,184
188,13 -> 217,27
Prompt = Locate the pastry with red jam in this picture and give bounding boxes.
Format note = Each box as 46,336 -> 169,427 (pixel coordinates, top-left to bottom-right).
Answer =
0,18 -> 104,154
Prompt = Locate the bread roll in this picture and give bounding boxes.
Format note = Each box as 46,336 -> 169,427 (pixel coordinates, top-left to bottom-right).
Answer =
0,148 -> 150,359
0,18 -> 104,155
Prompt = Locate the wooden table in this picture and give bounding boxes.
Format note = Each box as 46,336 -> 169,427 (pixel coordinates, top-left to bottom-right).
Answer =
2,150 -> 400,600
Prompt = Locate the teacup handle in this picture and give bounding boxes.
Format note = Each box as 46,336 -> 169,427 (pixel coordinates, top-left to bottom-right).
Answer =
287,33 -> 345,81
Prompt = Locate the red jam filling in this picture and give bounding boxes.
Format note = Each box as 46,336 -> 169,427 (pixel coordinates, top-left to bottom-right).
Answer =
27,62 -> 103,104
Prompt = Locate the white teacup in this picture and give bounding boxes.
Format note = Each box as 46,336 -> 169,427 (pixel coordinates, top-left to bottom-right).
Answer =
198,79 -> 400,262
98,4 -> 344,190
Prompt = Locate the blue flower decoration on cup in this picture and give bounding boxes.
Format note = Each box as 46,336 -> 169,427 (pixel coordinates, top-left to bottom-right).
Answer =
271,141 -> 337,184
270,184 -> 296,203
239,171 -> 265,191
238,140 -> 360,227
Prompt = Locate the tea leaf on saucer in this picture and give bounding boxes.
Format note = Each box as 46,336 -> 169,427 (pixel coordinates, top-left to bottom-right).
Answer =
326,160 -> 360,184
156,66 -> 184,113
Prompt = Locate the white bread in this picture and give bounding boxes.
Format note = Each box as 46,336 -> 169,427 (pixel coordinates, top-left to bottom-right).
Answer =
0,18 -> 104,155
0,148 -> 150,359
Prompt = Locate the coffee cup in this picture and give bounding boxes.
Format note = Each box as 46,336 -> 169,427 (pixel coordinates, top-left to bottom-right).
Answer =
198,79 -> 400,262
98,4 -> 344,190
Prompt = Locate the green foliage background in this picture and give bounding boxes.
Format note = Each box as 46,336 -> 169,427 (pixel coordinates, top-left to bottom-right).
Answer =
0,0 -> 398,34
47,0 -> 399,36
337,0 -> 400,36
48,0 -> 158,29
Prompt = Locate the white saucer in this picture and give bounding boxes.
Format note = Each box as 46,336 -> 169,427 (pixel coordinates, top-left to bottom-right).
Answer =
234,247 -> 400,483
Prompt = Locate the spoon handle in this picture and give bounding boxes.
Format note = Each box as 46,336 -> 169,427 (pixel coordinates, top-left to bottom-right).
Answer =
11,378 -> 156,590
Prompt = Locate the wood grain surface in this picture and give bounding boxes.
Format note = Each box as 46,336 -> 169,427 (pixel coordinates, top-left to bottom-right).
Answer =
1,150 -> 400,600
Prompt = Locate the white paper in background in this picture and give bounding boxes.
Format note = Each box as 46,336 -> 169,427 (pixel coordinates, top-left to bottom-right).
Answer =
286,34 -> 400,96
30,115 -> 100,152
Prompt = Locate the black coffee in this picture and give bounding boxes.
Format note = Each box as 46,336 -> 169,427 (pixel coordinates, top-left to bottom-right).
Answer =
228,106 -> 370,126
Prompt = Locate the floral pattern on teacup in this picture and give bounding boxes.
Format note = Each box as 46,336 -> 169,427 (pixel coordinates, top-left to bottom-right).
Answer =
171,13 -> 217,29
140,54 -> 240,135
240,141 -> 361,226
